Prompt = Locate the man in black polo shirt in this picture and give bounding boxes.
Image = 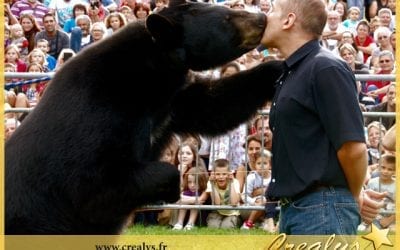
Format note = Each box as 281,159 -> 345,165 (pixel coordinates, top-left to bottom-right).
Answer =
260,0 -> 367,235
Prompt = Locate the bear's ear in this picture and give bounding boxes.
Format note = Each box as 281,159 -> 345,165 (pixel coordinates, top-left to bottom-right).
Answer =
146,14 -> 175,43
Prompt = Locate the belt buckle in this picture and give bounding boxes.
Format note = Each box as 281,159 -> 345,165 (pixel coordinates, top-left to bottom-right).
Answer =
280,197 -> 291,206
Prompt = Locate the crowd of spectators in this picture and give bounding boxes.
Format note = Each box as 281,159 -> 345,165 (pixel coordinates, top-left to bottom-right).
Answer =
4,0 -> 396,233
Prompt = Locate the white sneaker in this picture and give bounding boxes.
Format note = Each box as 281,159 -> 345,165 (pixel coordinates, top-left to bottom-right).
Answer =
357,223 -> 368,232
184,223 -> 195,230
261,218 -> 276,233
172,223 -> 183,230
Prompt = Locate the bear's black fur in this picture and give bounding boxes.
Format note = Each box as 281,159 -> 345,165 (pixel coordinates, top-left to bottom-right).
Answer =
5,0 -> 283,234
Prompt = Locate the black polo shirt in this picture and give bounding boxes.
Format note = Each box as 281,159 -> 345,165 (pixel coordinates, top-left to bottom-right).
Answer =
266,40 -> 366,198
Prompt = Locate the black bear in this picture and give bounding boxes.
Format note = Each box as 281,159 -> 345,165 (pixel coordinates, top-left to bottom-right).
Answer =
5,0 -> 282,234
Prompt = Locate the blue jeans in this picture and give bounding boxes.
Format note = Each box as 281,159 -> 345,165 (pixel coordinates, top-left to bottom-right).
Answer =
279,186 -> 360,235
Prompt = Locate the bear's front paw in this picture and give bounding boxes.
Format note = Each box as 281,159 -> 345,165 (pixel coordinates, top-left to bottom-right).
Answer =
140,162 -> 181,204
156,167 -> 181,203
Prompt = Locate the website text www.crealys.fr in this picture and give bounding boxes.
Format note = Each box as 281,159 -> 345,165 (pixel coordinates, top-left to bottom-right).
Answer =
95,241 -> 168,250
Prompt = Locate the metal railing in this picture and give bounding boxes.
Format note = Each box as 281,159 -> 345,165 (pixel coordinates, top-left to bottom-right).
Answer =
4,72 -> 397,213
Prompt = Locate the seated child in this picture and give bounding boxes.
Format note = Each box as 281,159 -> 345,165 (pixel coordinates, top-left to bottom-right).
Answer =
10,23 -> 29,58
241,150 -> 277,232
366,153 -> 396,231
172,167 -> 208,230
206,159 -> 241,229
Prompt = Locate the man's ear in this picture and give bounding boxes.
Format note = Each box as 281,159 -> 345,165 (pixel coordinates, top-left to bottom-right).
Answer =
283,12 -> 296,30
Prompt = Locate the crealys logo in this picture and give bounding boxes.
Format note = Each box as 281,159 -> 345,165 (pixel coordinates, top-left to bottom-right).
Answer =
265,224 -> 393,250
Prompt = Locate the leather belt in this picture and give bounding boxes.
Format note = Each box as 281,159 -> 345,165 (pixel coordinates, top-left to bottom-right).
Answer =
279,184 -> 331,207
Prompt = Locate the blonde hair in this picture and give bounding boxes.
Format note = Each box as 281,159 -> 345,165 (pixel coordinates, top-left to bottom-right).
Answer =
27,62 -> 44,72
5,44 -> 21,59
367,121 -> 387,134
9,23 -> 23,38
347,6 -> 360,15
339,43 -> 357,56
27,48 -> 47,65
253,149 -> 272,161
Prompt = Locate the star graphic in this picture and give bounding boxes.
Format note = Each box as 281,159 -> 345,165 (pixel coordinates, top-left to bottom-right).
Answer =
362,224 -> 393,249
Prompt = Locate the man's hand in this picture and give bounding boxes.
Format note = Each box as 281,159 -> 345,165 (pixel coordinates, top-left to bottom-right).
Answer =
359,189 -> 386,224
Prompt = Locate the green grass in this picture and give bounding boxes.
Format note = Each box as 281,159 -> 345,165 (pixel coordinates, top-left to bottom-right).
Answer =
123,224 -> 393,236
123,224 -> 273,235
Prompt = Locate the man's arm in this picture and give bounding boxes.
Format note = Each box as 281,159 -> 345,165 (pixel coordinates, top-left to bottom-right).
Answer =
337,141 -> 367,198
382,124 -> 395,152
7,3 -> 19,25
369,1 -> 378,18
322,31 -> 343,41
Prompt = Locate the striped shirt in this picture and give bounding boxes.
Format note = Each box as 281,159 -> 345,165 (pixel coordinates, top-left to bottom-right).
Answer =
11,0 -> 49,28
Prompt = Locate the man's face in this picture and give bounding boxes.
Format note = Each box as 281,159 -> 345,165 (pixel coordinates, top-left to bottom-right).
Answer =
43,17 -> 56,32
327,14 -> 339,29
378,12 -> 391,27
386,85 -> 396,107
77,19 -> 90,36
260,0 -> 285,48
256,118 -> 273,143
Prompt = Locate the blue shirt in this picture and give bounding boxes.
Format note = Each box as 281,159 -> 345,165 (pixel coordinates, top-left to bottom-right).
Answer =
46,55 -> 57,71
63,18 -> 76,33
266,40 -> 365,198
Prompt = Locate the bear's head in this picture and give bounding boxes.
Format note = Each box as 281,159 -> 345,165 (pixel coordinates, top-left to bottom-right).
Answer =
146,0 -> 267,71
